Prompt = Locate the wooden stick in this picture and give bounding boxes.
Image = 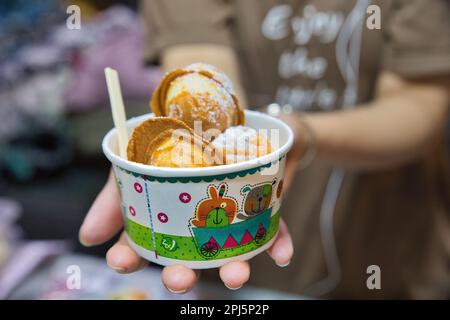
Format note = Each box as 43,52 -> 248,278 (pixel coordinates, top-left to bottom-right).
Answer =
105,67 -> 128,159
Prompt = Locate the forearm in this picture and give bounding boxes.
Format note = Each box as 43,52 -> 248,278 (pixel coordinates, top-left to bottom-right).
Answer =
304,73 -> 450,170
159,47 -> 449,171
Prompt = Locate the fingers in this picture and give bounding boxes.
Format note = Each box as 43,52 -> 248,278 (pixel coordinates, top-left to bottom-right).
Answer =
267,219 -> 294,267
161,265 -> 199,294
107,233 -> 200,293
106,232 -> 148,273
219,261 -> 250,290
79,172 -> 124,246
218,220 -> 292,291
161,260 -> 250,293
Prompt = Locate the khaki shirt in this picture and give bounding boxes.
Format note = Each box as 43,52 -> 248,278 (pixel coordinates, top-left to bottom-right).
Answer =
141,0 -> 450,298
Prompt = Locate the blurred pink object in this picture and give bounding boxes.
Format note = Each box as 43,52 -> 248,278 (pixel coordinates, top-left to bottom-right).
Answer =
0,198 -> 68,299
59,6 -> 163,112
0,241 -> 67,299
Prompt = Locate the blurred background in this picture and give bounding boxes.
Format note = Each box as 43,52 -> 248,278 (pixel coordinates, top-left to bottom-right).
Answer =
0,0 -> 180,299
0,0 -> 156,249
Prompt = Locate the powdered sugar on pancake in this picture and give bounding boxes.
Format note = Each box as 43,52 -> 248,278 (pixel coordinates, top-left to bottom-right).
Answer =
185,62 -> 235,95
166,73 -> 235,128
212,126 -> 272,164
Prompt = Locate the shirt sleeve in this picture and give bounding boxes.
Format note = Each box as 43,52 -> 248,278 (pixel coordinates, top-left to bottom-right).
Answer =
382,0 -> 450,78
139,0 -> 233,63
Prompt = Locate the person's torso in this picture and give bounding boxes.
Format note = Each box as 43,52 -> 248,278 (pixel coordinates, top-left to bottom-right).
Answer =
206,0 -> 450,299
230,0 -> 387,111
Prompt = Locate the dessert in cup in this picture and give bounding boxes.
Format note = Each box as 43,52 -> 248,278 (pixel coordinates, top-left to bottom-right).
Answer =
101,63 -> 293,269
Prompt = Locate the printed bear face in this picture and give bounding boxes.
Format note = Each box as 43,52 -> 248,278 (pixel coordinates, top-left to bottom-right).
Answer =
192,184 -> 237,228
242,180 -> 276,216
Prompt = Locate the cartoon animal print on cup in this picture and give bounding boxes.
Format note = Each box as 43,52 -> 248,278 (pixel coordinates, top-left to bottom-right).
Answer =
192,184 -> 238,228
237,179 -> 276,220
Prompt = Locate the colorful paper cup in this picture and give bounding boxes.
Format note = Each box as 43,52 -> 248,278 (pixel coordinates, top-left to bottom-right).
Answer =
102,110 -> 293,269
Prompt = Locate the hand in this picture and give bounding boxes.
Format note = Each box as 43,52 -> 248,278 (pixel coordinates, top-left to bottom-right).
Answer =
79,171 -> 294,293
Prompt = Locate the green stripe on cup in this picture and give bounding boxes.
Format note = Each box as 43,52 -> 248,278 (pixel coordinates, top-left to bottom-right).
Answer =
125,210 -> 281,261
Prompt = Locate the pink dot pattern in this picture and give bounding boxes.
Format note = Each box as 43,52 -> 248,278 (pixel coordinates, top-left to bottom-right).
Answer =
134,182 -> 143,193
157,212 -> 168,223
179,192 -> 191,203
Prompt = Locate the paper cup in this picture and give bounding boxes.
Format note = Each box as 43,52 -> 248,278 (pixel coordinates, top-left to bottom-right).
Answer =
102,110 -> 293,269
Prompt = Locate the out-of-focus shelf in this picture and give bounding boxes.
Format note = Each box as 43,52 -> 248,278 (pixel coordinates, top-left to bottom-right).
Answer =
9,254 -> 305,300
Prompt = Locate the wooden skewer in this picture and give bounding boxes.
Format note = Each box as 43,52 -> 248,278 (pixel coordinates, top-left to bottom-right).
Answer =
105,67 -> 128,159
